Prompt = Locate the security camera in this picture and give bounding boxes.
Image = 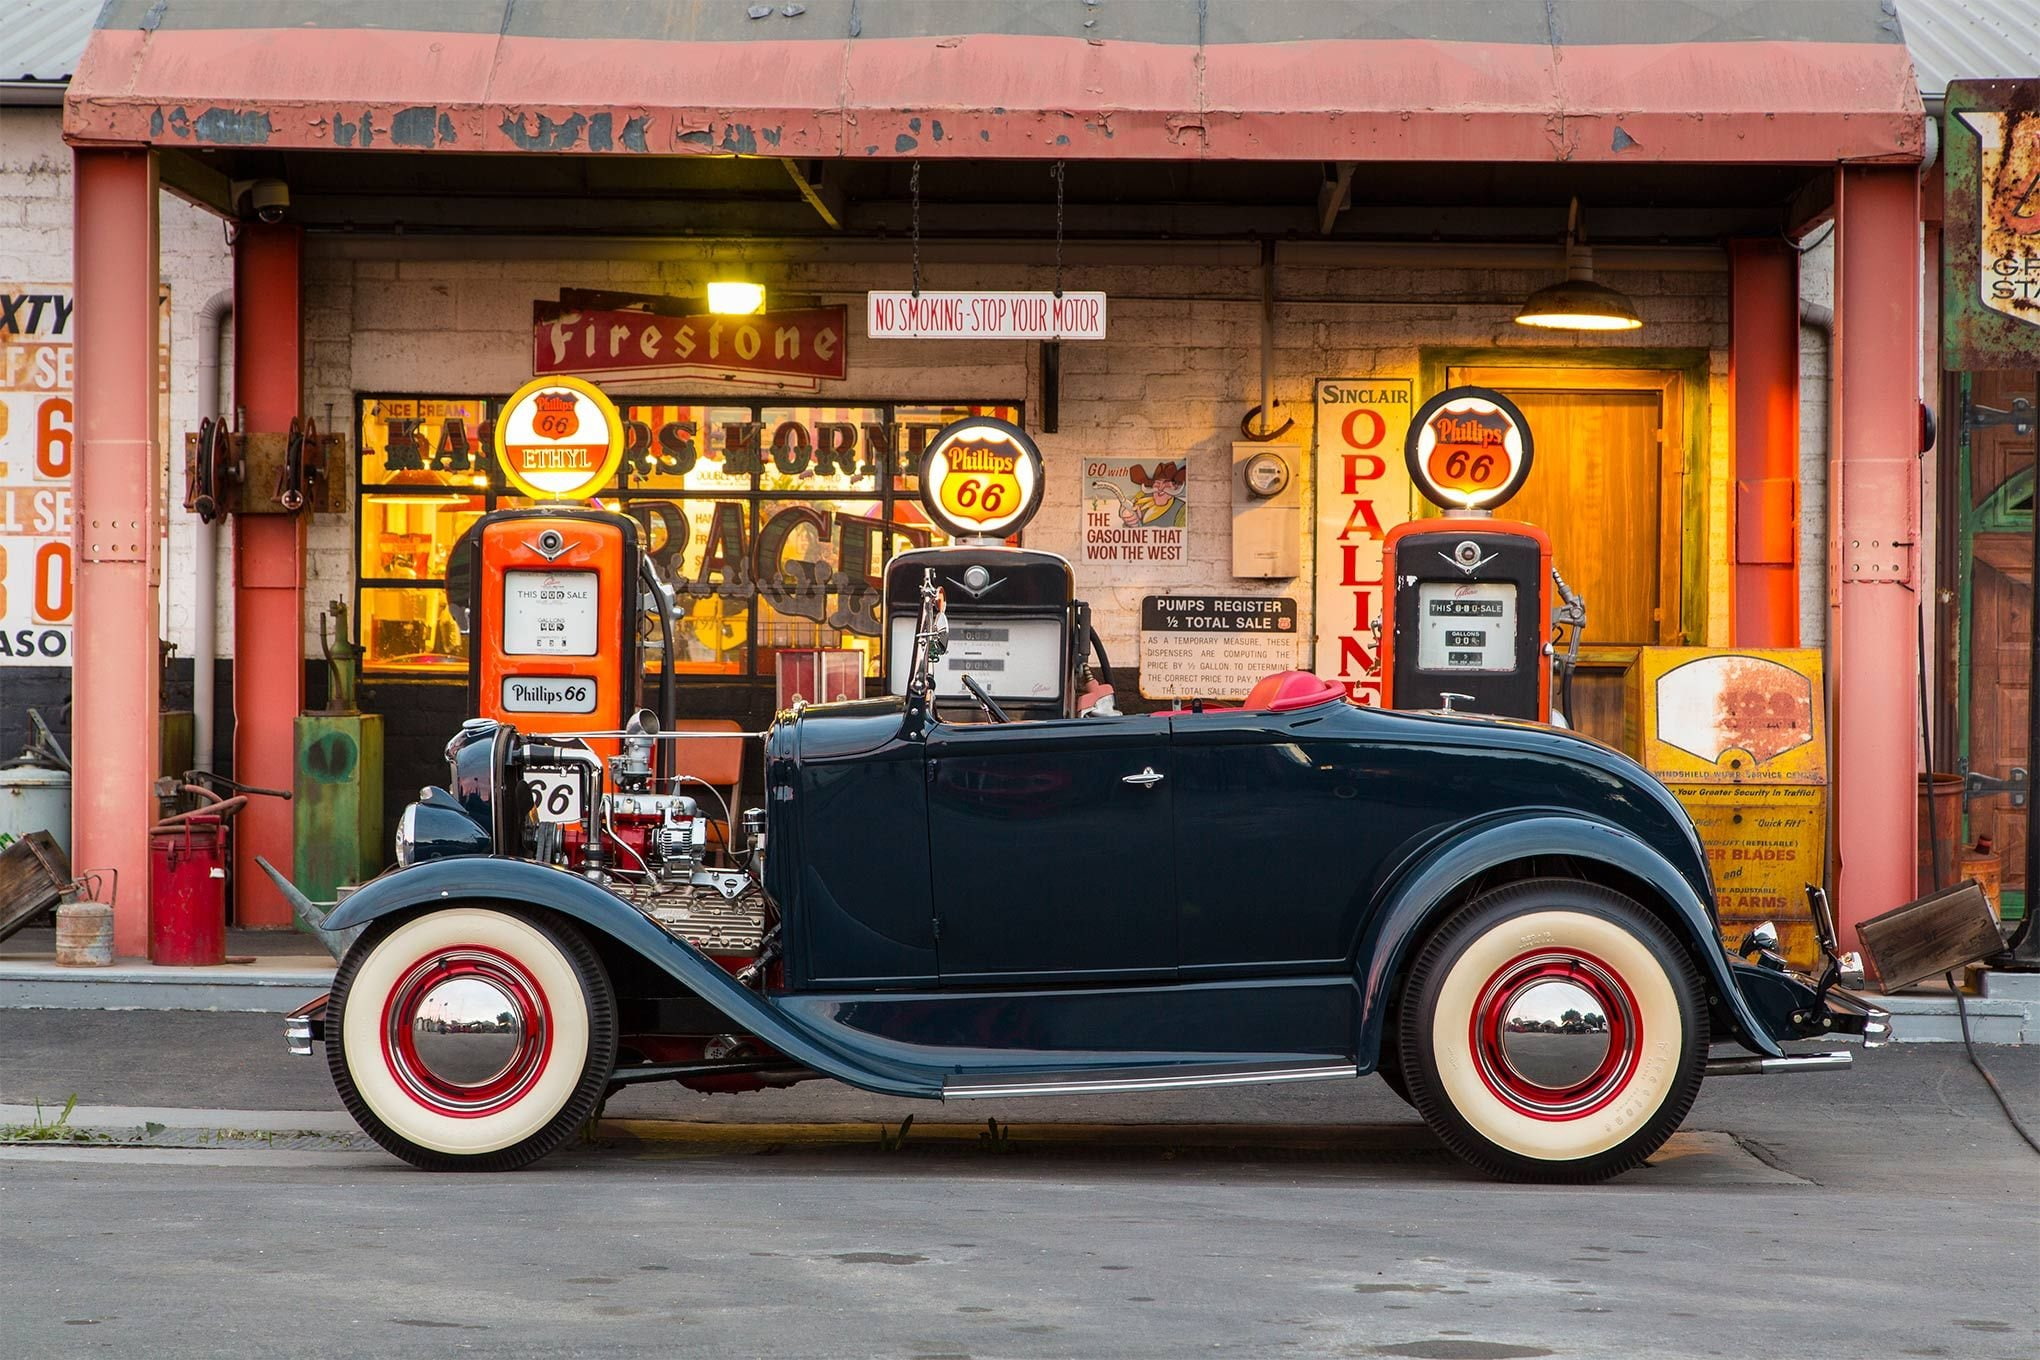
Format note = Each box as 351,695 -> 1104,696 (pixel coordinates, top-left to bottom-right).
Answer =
250,180 -> 290,223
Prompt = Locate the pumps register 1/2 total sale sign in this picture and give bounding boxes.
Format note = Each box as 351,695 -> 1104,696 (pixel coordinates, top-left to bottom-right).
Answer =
0,284 -> 76,667
1138,595 -> 1298,701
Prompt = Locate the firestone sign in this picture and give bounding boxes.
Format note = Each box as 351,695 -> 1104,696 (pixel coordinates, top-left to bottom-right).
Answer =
534,301 -> 848,389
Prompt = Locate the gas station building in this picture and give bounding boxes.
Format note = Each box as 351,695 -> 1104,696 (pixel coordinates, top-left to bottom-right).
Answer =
6,2 -> 2027,963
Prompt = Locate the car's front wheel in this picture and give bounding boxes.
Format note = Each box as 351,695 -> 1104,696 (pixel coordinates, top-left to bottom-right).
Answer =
1397,878 -> 1707,1183
327,906 -> 616,1171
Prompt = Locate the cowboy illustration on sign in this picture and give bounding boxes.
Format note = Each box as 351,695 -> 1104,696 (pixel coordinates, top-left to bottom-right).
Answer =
1084,458 -> 1188,564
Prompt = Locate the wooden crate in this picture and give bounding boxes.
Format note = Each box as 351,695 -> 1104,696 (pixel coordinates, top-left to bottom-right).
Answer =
0,831 -> 71,945
1857,882 -> 2004,992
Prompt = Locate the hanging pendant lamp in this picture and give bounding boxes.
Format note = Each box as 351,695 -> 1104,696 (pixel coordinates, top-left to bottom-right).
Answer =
1515,198 -> 1643,332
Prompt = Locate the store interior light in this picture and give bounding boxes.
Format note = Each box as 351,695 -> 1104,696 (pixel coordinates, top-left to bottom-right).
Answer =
1515,199 -> 1642,332
707,280 -> 767,315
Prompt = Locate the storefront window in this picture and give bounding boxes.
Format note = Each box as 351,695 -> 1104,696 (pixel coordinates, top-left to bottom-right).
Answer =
356,395 -> 1019,677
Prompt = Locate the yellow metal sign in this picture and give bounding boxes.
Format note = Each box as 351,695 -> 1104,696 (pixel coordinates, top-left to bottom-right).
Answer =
494,375 -> 625,501
919,417 -> 1043,539
1682,786 -> 1829,971
1625,648 -> 1828,785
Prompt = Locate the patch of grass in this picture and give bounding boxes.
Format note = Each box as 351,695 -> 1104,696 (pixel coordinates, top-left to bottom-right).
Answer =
0,1094 -> 111,1144
878,1114 -> 914,1152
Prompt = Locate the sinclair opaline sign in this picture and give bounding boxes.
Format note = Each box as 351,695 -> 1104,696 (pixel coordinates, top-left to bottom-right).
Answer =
918,416 -> 1044,540
1403,386 -> 1535,512
493,375 -> 626,500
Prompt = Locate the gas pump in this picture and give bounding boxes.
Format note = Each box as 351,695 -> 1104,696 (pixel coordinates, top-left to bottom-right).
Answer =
468,505 -> 642,741
880,417 -> 1115,721
1380,386 -> 1586,724
450,377 -> 675,749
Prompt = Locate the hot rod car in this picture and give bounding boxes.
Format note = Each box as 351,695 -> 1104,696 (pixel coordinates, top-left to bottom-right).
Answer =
277,572 -> 1888,1182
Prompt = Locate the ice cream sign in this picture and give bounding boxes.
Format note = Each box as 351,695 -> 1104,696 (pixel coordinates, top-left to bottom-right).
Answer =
493,375 -> 625,501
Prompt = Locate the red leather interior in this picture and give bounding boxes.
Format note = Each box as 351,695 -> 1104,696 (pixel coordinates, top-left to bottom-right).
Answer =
1239,670 -> 1347,713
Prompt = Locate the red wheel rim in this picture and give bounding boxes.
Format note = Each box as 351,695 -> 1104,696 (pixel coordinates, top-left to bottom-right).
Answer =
1469,949 -> 1641,1121
380,945 -> 554,1118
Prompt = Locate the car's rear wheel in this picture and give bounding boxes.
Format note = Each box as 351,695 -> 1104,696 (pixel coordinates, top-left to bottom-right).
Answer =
327,906 -> 616,1171
1397,878 -> 1707,1183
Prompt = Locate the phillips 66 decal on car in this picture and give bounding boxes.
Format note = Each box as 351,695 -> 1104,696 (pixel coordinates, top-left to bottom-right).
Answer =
918,416 -> 1044,540
493,375 -> 626,501
1404,386 -> 1535,513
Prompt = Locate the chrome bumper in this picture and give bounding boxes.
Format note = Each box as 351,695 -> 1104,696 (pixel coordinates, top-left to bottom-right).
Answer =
1821,985 -> 1893,1048
284,994 -> 328,1056
1706,1050 -> 1854,1077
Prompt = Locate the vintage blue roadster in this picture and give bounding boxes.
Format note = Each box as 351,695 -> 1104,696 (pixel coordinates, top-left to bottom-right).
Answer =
278,572 -> 1888,1181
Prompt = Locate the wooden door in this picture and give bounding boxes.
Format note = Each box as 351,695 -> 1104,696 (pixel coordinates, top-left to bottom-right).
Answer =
1970,537 -> 2030,896
1962,370 -> 2035,906
1499,389 -> 1665,646
1447,368 -> 1681,747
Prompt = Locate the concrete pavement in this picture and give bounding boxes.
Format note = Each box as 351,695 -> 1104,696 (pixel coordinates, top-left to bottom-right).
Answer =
2,1011 -> 2034,1358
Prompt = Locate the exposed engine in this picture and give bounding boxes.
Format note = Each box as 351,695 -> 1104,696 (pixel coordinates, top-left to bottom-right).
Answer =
510,715 -> 770,961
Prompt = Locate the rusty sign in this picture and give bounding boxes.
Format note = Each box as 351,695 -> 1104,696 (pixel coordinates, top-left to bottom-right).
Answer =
1944,80 -> 2040,370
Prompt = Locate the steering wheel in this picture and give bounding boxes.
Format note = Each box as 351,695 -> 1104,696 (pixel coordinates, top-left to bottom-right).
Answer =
959,673 -> 1011,724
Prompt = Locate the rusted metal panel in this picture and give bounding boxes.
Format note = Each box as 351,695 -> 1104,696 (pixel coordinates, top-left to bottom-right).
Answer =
1942,79 -> 2040,370
64,23 -> 1924,164
1626,646 -> 1832,973
1626,648 -> 1830,786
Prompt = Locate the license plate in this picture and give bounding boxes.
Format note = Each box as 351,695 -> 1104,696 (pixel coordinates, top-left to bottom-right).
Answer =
524,771 -> 583,824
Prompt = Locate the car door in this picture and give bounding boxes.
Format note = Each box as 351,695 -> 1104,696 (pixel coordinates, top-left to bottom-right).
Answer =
1169,708 -> 1426,975
926,715 -> 1176,984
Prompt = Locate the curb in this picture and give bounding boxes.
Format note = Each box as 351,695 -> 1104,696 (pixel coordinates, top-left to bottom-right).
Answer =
0,961 -> 333,1013
1866,991 -> 2032,1045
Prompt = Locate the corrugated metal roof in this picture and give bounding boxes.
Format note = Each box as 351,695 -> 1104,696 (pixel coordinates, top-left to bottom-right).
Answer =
1897,0 -> 2040,98
2,0 -> 99,103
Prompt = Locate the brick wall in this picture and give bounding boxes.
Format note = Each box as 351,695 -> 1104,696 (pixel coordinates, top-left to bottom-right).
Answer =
305,240 -> 1735,664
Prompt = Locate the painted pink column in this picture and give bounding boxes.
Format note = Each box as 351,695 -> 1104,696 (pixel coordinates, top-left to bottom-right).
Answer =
231,224 -> 305,929
1830,166 -> 1923,956
70,148 -> 162,958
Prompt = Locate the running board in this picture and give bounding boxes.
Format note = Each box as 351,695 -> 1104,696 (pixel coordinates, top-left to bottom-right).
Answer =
944,1059 -> 1357,1099
1705,1051 -> 1852,1077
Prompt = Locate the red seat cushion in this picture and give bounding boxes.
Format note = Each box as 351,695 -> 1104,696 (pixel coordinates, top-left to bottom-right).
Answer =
1240,670 -> 1346,713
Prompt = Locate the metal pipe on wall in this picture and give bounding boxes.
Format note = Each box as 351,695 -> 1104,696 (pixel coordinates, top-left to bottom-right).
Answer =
192,289 -> 232,772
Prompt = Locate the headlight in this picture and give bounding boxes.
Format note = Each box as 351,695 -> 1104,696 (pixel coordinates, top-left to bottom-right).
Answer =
394,802 -> 419,868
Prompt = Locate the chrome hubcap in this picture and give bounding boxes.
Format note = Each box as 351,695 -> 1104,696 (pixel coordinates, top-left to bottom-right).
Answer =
407,976 -> 524,1088
1496,979 -> 1613,1091
381,947 -> 553,1116
1471,951 -> 1641,1119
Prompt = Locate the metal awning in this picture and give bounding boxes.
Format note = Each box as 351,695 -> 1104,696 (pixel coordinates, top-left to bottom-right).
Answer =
65,0 -> 1924,164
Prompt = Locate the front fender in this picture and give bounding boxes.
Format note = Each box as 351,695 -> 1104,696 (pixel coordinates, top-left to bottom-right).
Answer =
1354,814 -> 1786,1067
322,858 -> 943,1099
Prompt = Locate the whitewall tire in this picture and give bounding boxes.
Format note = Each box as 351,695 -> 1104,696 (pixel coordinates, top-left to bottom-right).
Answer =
327,906 -> 616,1171
1397,878 -> 1707,1183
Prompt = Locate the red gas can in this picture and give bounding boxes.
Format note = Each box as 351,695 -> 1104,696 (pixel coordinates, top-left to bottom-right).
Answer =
150,816 -> 227,966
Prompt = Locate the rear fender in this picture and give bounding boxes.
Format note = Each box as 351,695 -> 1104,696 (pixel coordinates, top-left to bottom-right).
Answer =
1355,814 -> 1784,1067
321,858 -> 941,1098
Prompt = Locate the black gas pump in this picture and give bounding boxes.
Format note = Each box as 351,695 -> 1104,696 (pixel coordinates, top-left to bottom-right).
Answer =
1379,386 -> 1586,725
880,417 -> 1114,722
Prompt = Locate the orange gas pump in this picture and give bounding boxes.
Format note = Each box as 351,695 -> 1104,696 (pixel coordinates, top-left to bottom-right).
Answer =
469,506 -> 642,747
1380,386 -> 1582,724
454,376 -> 644,750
